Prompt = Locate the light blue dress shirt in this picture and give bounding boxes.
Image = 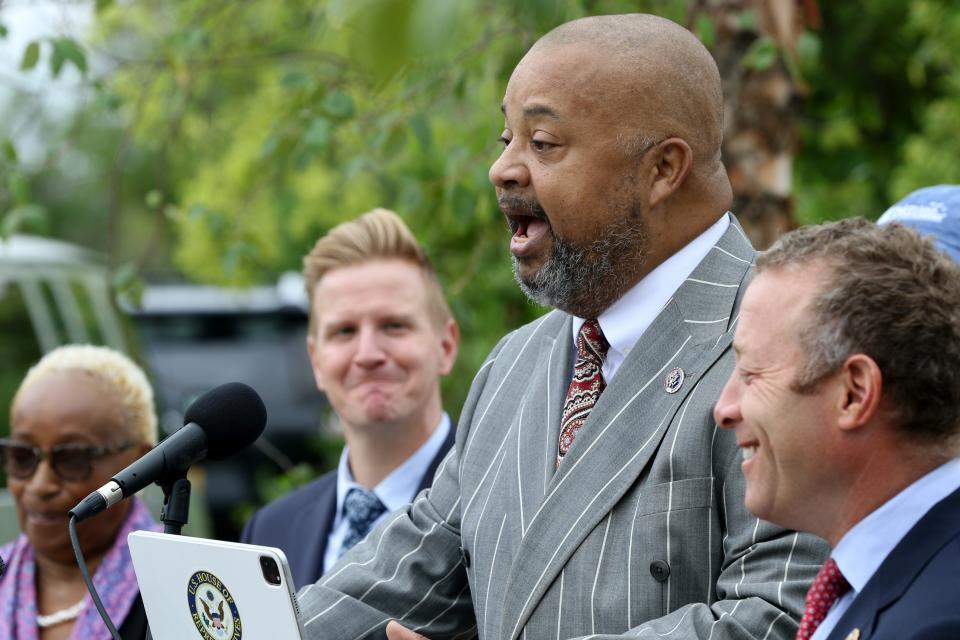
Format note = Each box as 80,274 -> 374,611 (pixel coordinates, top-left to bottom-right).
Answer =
811,458 -> 960,640
322,413 -> 452,573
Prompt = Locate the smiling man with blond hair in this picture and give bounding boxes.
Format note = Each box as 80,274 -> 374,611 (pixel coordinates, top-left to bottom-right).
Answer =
242,208 -> 459,588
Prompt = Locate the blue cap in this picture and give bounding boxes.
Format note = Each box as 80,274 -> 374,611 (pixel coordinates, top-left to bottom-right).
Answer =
878,185 -> 960,264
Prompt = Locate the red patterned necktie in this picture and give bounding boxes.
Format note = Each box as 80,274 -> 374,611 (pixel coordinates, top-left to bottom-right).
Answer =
796,558 -> 851,640
557,319 -> 609,468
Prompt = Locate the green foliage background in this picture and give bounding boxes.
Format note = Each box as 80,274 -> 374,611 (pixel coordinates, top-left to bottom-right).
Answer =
795,0 -> 960,224
93,0 -> 593,411
1,0 -> 959,430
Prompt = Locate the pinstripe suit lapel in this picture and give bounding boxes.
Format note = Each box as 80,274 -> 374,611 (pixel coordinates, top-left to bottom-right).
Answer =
542,320 -> 575,494
498,216 -> 754,639
512,330 -> 573,538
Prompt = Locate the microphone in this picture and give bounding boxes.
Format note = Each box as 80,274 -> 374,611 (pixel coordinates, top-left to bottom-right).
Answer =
70,382 -> 267,522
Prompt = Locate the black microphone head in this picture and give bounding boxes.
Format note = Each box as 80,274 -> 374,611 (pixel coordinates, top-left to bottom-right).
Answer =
183,382 -> 267,460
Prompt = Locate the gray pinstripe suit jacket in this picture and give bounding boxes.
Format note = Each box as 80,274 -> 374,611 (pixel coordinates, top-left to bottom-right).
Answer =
298,215 -> 829,639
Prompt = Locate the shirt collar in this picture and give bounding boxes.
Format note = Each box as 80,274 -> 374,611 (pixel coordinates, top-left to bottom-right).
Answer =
335,413 -> 451,516
572,213 -> 729,363
831,458 -> 960,593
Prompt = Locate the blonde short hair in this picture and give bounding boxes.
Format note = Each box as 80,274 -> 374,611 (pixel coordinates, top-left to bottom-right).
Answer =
15,345 -> 158,445
303,208 -> 453,333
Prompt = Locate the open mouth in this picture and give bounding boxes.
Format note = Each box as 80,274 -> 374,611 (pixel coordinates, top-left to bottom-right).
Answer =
499,198 -> 551,257
509,214 -> 550,242
741,445 -> 758,461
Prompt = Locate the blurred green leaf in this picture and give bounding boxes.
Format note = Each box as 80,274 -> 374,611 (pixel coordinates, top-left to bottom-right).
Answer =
7,172 -> 30,204
410,114 -> 432,151
796,31 -> 821,72
293,146 -> 316,171
2,204 -> 48,237
168,27 -> 208,61
302,117 -> 332,150
326,0 -> 365,29
20,41 -> 40,71
145,189 -> 164,209
112,261 -> 145,307
694,14 -> 716,48
322,90 -> 354,119
741,36 -> 779,71
186,204 -> 207,221
348,0 -> 415,85
736,9 -> 758,32
259,134 -> 280,161
452,183 -> 477,221
821,118 -> 862,150
280,70 -> 312,89
221,241 -> 259,278
2,140 -> 17,163
51,48 -> 65,77
379,123 -> 408,158
59,38 -> 87,73
514,0 -> 566,31
49,38 -> 87,77
343,156 -> 367,180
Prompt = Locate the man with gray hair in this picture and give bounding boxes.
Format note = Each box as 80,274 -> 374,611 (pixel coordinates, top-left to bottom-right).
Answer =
714,218 -> 960,640
297,13 -> 826,639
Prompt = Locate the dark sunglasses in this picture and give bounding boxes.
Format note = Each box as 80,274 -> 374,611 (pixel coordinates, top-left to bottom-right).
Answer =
0,438 -> 136,482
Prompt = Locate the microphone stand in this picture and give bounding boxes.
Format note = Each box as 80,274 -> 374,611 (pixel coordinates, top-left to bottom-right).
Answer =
159,472 -> 192,535
142,472 -> 192,639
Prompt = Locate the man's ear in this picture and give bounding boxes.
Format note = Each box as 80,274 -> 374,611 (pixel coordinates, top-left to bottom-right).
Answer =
648,137 -> 693,209
437,318 -> 460,377
836,354 -> 884,432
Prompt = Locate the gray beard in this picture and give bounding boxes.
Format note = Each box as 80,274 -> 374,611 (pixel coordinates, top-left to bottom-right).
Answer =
512,212 -> 650,318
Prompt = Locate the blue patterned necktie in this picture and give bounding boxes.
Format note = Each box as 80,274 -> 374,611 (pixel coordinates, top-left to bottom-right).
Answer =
339,487 -> 388,556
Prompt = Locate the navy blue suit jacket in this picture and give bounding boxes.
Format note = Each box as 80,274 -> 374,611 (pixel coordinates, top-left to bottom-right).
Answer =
240,426 -> 455,590
826,485 -> 960,640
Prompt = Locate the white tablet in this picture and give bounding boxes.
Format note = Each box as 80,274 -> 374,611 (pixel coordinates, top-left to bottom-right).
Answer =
128,531 -> 306,640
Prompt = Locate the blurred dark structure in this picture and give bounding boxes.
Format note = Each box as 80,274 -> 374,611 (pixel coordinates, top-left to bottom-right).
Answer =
122,273 -> 329,541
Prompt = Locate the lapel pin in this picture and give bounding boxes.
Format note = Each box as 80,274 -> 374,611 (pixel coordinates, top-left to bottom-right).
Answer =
664,367 -> 684,394
844,630 -> 860,640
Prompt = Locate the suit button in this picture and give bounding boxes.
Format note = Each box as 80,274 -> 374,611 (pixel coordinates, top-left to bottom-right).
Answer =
650,560 -> 670,582
460,547 -> 471,568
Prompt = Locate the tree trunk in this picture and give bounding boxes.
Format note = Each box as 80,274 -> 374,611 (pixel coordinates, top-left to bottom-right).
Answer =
694,0 -> 819,249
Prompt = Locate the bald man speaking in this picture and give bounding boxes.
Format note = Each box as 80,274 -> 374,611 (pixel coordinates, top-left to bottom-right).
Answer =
297,14 -> 827,640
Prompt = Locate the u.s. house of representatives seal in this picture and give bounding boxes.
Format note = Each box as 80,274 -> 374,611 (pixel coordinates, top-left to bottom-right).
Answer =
187,570 -> 242,639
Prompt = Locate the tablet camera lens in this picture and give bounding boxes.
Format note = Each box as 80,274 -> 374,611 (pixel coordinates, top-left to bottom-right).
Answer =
260,555 -> 282,585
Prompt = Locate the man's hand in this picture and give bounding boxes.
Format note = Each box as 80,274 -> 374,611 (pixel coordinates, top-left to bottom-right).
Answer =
385,621 -> 430,640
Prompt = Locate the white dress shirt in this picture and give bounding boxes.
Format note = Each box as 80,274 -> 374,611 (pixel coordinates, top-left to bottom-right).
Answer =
572,213 -> 729,381
811,458 -> 960,640
322,413 -> 452,573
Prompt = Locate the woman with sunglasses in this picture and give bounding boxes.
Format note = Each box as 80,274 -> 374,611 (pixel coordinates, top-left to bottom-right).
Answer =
0,345 -> 159,640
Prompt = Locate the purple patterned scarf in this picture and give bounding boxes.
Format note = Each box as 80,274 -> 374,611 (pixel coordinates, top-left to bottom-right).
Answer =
0,497 -> 159,639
